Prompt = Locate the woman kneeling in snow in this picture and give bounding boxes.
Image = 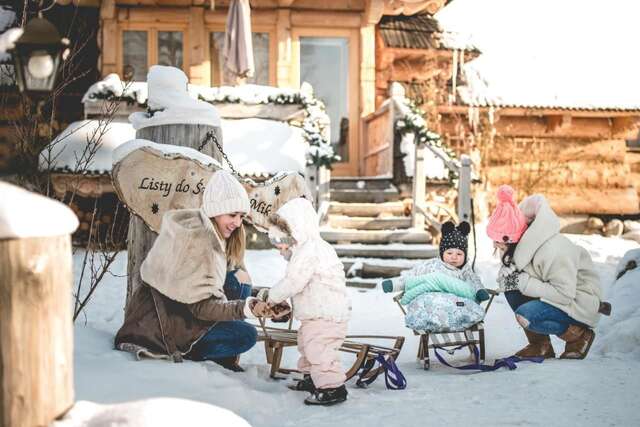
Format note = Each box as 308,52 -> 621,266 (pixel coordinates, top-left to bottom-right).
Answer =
488,185 -> 604,360
115,170 -> 281,371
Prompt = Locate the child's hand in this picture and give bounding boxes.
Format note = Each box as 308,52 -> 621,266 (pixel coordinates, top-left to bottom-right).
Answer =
269,301 -> 292,321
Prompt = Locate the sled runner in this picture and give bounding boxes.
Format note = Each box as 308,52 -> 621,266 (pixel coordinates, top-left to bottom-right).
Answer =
393,288 -> 498,370
255,316 -> 405,382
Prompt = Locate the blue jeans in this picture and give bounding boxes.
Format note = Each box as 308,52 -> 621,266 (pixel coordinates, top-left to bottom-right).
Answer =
189,271 -> 257,360
504,290 -> 587,336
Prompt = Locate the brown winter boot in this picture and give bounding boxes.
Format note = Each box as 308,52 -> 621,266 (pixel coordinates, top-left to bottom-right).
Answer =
515,329 -> 556,358
558,325 -> 595,360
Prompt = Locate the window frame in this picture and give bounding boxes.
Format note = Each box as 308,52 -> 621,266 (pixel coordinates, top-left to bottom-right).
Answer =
206,23 -> 277,86
118,23 -> 190,80
291,27 -> 360,177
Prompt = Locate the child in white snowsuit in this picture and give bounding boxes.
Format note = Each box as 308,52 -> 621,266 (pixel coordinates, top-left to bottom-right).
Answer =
265,197 -> 351,406
382,222 -> 489,332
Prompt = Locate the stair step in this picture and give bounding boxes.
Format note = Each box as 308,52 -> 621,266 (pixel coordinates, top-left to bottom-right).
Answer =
345,278 -> 379,289
348,262 -> 412,279
328,215 -> 411,230
321,229 -> 431,244
334,244 -> 438,259
329,201 -> 406,217
330,188 -> 400,203
330,177 -> 395,191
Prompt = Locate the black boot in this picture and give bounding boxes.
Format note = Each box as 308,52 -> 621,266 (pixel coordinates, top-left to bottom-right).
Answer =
288,374 -> 315,392
304,385 -> 348,406
212,356 -> 245,372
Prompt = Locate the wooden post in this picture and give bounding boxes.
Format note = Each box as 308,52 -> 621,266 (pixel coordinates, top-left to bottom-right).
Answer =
305,164 -> 331,223
412,137 -> 426,230
457,154 -> 472,223
0,183 -> 77,427
126,124 -> 222,308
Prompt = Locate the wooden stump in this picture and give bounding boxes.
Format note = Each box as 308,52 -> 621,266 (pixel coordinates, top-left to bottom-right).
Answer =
125,124 -> 222,309
0,235 -> 74,427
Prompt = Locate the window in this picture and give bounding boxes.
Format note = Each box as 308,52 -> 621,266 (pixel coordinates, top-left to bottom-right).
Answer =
210,31 -> 270,85
122,31 -> 148,81
299,37 -> 350,161
157,31 -> 183,69
120,28 -> 185,81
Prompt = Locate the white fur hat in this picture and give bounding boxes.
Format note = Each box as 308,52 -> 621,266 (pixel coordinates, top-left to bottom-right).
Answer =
201,170 -> 250,218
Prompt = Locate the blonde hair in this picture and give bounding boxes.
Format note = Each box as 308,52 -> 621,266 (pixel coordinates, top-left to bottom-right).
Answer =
213,221 -> 246,269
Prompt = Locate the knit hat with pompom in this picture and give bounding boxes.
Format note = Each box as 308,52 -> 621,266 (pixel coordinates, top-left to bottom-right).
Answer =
486,185 -> 528,243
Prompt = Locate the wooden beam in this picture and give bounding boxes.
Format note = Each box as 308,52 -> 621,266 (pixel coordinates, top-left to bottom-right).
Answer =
612,116 -> 640,138
100,0 -> 116,19
290,10 -> 362,28
545,114 -> 572,133
276,8 -> 293,88
438,104 -> 640,118
204,9 -> 277,25
101,19 -> 118,76
188,6 -> 210,86
361,25 -> 376,116
123,7 -> 190,23
363,0 -> 385,25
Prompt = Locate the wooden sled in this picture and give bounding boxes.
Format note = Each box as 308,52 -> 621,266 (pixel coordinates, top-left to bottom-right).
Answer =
393,288 -> 498,370
256,318 -> 405,382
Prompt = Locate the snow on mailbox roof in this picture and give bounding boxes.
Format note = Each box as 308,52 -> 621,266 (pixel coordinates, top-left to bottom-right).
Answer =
83,71 -> 338,169
0,181 -> 78,239
42,119 -> 136,175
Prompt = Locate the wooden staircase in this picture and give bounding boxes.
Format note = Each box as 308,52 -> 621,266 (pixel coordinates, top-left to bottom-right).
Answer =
321,178 -> 438,289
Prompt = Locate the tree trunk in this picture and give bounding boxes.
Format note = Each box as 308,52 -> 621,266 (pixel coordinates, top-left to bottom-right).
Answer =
125,124 -> 223,309
0,235 -> 74,427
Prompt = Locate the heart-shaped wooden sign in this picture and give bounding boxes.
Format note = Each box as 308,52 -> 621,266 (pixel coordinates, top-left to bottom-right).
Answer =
112,140 -> 312,233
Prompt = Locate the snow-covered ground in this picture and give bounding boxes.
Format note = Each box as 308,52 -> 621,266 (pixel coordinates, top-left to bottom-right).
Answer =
70,229 -> 640,427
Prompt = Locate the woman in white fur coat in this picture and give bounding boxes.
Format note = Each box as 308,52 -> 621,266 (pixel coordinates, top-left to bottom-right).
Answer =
487,185 -> 603,360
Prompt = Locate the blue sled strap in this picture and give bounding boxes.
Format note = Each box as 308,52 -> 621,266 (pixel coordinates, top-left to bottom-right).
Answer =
433,345 -> 544,372
355,354 -> 407,390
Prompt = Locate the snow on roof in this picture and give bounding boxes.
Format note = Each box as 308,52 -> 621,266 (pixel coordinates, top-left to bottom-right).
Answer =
436,0 -> 640,111
457,58 -> 640,111
222,118 -> 307,175
81,73 -> 148,105
42,119 -> 136,174
112,138 -> 222,171
48,117 -> 308,177
0,181 -> 78,239
378,14 -> 479,52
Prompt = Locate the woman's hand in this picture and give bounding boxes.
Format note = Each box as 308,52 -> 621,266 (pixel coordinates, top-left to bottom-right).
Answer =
248,299 -> 273,317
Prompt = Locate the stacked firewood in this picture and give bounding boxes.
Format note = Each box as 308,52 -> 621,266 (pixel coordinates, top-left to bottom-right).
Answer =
67,197 -> 129,249
485,139 -> 639,215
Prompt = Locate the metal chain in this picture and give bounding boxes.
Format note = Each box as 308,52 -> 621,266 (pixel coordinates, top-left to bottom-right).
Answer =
197,130 -> 283,188
198,131 -> 241,177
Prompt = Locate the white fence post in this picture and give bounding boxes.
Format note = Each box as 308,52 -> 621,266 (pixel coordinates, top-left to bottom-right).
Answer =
457,154 -> 472,223
412,142 -> 426,229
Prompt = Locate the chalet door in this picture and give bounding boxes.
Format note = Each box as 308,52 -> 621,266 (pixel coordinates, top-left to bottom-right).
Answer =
292,29 -> 360,176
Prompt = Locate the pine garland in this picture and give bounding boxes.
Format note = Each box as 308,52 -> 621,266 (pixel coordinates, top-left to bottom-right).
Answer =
84,81 -> 338,168
395,99 -> 459,181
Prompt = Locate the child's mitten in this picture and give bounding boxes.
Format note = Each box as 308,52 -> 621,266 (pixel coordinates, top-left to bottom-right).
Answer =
381,277 -> 404,293
475,289 -> 490,303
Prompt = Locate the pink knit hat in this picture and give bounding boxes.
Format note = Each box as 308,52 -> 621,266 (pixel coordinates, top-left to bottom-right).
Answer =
486,185 -> 528,243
